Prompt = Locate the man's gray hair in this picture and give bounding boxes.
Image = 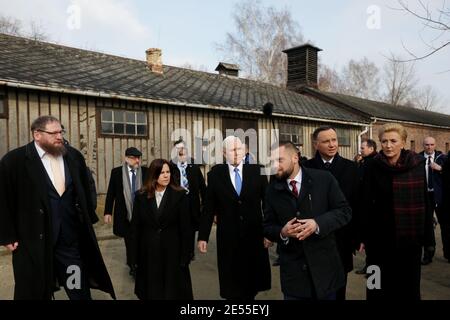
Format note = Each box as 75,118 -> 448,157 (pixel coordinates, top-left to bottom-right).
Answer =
223,135 -> 243,150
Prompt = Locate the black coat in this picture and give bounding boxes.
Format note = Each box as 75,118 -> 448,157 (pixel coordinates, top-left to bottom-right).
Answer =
198,164 -> 271,299
104,166 -> 147,237
443,153 -> 450,215
419,150 -> 447,206
263,167 -> 352,299
0,142 -> 115,300
303,152 -> 360,272
170,160 -> 206,230
130,187 -> 193,300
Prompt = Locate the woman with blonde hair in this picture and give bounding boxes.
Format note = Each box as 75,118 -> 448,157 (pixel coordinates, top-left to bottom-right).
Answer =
361,123 -> 429,300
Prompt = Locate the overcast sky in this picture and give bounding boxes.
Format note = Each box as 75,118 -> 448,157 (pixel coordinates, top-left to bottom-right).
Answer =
1,0 -> 449,114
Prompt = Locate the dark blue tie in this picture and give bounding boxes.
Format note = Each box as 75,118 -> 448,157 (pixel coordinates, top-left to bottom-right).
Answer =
131,169 -> 136,202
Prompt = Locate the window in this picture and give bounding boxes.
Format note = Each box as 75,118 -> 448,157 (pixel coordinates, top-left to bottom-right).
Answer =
0,92 -> 7,118
279,123 -> 303,146
336,129 -> 351,146
100,109 -> 147,137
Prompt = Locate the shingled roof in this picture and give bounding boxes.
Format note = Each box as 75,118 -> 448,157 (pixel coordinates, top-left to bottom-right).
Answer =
0,33 -> 368,125
302,87 -> 450,128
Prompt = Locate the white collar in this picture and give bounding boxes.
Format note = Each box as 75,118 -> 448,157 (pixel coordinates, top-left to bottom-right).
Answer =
287,169 -> 302,186
156,188 -> 166,196
177,161 -> 188,167
425,152 -> 435,159
322,157 -> 334,164
34,141 -> 47,159
228,161 -> 243,174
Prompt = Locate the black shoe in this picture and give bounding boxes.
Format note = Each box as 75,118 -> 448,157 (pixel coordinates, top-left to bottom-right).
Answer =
421,257 -> 433,265
272,258 -> 280,266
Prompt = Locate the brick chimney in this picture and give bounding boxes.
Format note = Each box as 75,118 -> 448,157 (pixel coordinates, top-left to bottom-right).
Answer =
283,44 -> 322,92
146,48 -> 163,74
215,62 -> 239,77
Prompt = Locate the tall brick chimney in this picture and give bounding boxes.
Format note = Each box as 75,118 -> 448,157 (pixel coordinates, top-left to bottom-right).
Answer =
283,44 -> 322,92
146,48 -> 163,74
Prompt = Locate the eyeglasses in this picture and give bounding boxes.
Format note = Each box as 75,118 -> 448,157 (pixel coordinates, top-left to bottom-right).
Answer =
37,129 -> 66,136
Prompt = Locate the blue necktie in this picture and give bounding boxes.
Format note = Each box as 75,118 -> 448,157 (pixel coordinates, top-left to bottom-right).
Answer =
234,167 -> 242,196
180,163 -> 189,190
131,169 -> 136,202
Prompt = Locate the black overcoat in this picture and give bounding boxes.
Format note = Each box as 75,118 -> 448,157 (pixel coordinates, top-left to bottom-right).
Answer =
303,152 -> 360,272
0,142 -> 115,299
198,164 -> 271,299
104,166 -> 147,237
130,187 -> 193,300
263,167 -> 352,299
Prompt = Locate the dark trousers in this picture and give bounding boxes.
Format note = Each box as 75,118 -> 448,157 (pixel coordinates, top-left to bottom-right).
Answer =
423,192 -> 437,251
124,232 -> 132,268
336,273 -> 347,300
54,241 -> 91,300
366,246 -> 422,300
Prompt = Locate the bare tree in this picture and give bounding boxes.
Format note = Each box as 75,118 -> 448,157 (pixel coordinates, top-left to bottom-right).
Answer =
0,15 -> 22,35
216,0 -> 304,87
383,53 -> 418,106
318,57 -> 381,101
178,62 -> 209,73
318,63 -> 344,93
394,0 -> 450,62
339,57 -> 381,100
28,20 -> 48,41
0,15 -> 48,41
409,85 -> 442,111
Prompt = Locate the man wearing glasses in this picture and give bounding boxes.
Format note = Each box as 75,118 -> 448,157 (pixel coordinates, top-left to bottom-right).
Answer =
0,115 -> 115,300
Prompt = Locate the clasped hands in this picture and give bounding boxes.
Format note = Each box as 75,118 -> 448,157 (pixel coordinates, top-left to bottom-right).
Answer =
281,218 -> 318,241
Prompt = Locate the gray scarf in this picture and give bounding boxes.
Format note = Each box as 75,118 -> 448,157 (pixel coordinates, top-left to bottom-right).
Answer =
122,162 -> 143,221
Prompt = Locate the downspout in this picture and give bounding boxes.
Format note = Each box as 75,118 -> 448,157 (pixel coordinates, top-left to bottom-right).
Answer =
370,118 -> 378,139
358,126 -> 369,153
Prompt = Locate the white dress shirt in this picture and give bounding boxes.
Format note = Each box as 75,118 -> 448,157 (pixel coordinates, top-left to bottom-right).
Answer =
155,188 -> 166,208
425,152 -> 435,191
322,157 -> 334,165
128,165 -> 135,184
35,141 -> 65,187
287,169 -> 302,195
228,161 -> 244,190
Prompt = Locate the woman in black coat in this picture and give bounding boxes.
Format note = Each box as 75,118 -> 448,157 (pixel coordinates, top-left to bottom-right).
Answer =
130,159 -> 193,300
362,123 -> 429,300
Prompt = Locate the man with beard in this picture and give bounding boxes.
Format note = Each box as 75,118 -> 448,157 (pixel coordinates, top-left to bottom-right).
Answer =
170,139 -> 206,260
104,147 -> 147,277
264,141 -> 351,300
198,136 -> 271,300
0,115 -> 115,300
303,126 -> 360,300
